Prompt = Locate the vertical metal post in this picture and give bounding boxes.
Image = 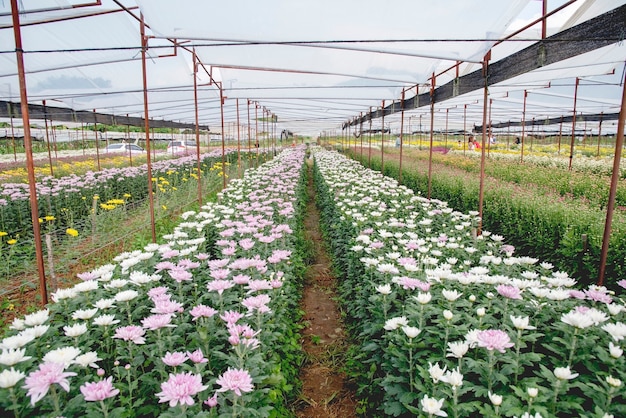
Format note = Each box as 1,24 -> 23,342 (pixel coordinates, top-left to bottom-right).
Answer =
399,89 -> 405,184
463,104 -> 467,155
219,83 -> 226,189
558,115 -> 563,154
445,107 -> 449,150
11,0 -> 47,305
236,98 -> 241,176
42,100 -> 54,176
478,53 -> 491,234
541,0 -> 548,39
530,117 -> 535,152
487,99 -> 492,157
596,112 -> 604,157
381,100 -> 385,174
520,90 -> 527,163
427,74 -> 435,199
255,103 -> 259,167
359,112 -> 363,158
140,13 -> 156,243
192,50 -> 202,206
569,77 -> 580,170
247,99 -> 252,153
93,110 -> 101,171
598,70 -> 626,285
8,101 -> 17,161
368,106 -> 372,168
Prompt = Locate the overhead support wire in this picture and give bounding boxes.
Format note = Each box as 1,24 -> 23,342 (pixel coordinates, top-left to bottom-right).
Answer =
349,4 -> 626,127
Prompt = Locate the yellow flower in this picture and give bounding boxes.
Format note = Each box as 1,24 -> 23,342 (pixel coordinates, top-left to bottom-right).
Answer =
93,195 -> 100,200
162,205 -> 167,210
66,228 -> 79,237
0,231 -> 7,237
123,193 -> 131,198
7,303 -> 14,311
106,199 -> 125,205
99,203 -> 116,211
7,239 -> 17,245
44,215 -> 55,222
38,218 -> 43,223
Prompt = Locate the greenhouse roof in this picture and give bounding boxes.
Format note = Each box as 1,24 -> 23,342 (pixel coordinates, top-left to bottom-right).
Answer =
1,0 -> 625,136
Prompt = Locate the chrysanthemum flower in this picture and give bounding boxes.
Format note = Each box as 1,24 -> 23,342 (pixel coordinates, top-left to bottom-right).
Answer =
23,362 -> 77,405
215,368 -> 254,396
156,372 -> 208,407
80,376 -> 120,401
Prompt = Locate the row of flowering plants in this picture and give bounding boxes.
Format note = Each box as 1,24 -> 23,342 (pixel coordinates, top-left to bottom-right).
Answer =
0,146 -> 307,417
0,150 -> 243,239
313,148 -> 625,418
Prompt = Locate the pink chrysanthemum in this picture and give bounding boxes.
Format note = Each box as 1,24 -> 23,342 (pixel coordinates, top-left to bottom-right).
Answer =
113,326 -> 146,344
80,376 -> 120,401
162,351 -> 188,367
142,314 -> 174,330
23,362 -> 77,405
207,280 -> 235,295
496,284 -> 523,300
215,368 -> 254,396
189,304 -> 218,320
156,372 -> 208,407
477,329 -> 515,353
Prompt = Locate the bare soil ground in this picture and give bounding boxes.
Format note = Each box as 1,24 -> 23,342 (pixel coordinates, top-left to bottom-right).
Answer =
294,160 -> 357,418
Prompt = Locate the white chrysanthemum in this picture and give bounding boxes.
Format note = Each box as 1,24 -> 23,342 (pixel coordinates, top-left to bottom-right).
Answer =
51,288 -> 78,302
561,311 -> 594,329
106,279 -> 129,289
64,323 -> 88,338
377,263 -> 400,275
74,280 -> 99,293
440,368 -> 464,388
43,346 -> 82,367
114,289 -> 139,302
602,322 -> 626,341
375,284 -> 392,295
9,318 -> 25,331
585,308 -> 609,325
0,367 -> 25,388
427,362 -> 447,383
93,314 -> 120,327
414,292 -> 432,305
609,342 -> 623,358
554,366 -> 578,380
546,289 -> 571,301
488,391 -> 503,406
510,315 -> 536,330
441,289 -> 462,302
74,351 -> 102,368
447,341 -> 469,359
383,316 -> 409,331
21,325 -> 49,338
0,333 -> 35,350
607,303 -> 624,316
402,326 -> 421,339
129,271 -> 152,285
0,348 -> 32,366
23,309 -> 49,326
94,298 -> 116,309
72,308 -> 98,321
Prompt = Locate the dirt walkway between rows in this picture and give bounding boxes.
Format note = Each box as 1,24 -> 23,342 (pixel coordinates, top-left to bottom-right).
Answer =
294,160 -> 357,418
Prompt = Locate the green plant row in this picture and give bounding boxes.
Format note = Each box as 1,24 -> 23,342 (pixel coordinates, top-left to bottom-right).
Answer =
349,151 -> 626,287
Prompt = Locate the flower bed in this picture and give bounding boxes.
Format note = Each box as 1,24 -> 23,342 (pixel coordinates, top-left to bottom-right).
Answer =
313,148 -> 625,417
0,147 -> 307,417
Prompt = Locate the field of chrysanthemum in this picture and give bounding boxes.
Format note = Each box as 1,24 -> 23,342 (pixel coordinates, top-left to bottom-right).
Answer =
0,144 -> 624,417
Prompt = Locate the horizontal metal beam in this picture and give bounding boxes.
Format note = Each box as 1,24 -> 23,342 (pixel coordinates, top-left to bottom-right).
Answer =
0,100 -> 209,130
476,112 -> 621,131
347,4 -> 626,129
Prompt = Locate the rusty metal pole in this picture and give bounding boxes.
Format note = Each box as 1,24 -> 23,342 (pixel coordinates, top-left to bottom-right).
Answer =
192,50 -> 203,206
42,100 -> 54,176
399,89 -> 405,184
219,83 -> 226,189
9,102 -> 17,161
596,112 -> 604,157
541,0 -> 548,39
140,13 -> 156,243
427,74 -> 435,199
520,90 -> 527,163
368,106 -> 373,168
381,100 -> 385,174
558,115 -> 563,154
11,0 -> 48,305
569,77 -> 580,170
360,112 -> 364,158
236,98 -> 241,177
463,104 -> 467,155
247,99 -> 252,153
598,70 -> 626,286
478,54 -> 491,235
255,103 -> 259,167
93,110 -> 101,171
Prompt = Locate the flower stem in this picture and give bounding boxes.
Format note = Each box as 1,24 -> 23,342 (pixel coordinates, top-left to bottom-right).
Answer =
567,329 -> 578,367
50,384 -> 61,416
514,329 -> 522,385
9,387 -> 20,418
100,400 -> 109,418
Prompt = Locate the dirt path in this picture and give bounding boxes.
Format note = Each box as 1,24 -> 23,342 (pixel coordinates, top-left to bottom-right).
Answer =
294,160 -> 357,418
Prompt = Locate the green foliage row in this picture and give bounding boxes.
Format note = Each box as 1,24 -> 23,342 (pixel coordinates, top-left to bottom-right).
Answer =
350,152 -> 626,287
